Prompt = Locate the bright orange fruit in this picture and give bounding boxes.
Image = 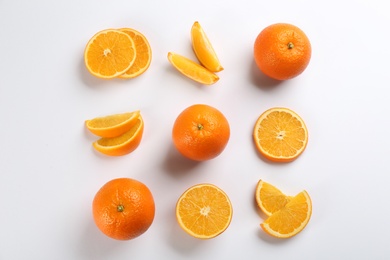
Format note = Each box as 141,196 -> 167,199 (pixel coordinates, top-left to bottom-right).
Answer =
172,104 -> 230,161
118,28 -> 152,79
260,190 -> 312,238
93,115 -> 144,156
92,178 -> 155,240
253,107 -> 308,162
85,110 -> 140,138
254,23 -> 311,80
84,29 -> 136,79
255,180 -> 292,216
176,183 -> 233,239
167,52 -> 219,85
191,21 -> 223,72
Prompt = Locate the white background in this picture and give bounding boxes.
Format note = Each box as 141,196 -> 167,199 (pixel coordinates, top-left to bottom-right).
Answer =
1,0 -> 389,259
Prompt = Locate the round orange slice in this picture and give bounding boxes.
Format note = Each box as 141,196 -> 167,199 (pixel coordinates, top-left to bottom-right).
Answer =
85,110 -> 140,138
84,29 -> 136,79
93,115 -> 144,156
167,52 -> 219,85
255,180 -> 293,217
260,190 -> 312,238
118,28 -> 152,79
176,183 -> 233,239
191,21 -> 223,72
253,107 -> 308,162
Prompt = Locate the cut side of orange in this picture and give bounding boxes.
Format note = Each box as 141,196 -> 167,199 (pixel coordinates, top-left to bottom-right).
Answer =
85,110 -> 140,138
167,52 -> 219,85
176,183 -> 233,239
191,21 -> 223,72
84,29 -> 136,79
260,190 -> 312,238
253,107 -> 308,162
118,28 -> 152,79
93,116 -> 144,156
255,180 -> 292,217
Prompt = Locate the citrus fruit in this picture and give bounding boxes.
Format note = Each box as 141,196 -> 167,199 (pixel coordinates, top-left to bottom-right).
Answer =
92,115 -> 144,156
92,178 -> 155,240
84,29 -> 136,79
167,52 -> 219,85
118,28 -> 152,79
254,23 -> 311,80
253,107 -> 308,162
255,180 -> 293,216
176,183 -> 233,239
260,190 -> 312,238
191,21 -> 223,72
172,104 -> 230,161
85,110 -> 140,138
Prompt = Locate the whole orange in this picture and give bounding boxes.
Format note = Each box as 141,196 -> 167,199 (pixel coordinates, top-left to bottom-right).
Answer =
92,178 -> 155,240
254,23 -> 311,80
172,104 -> 230,161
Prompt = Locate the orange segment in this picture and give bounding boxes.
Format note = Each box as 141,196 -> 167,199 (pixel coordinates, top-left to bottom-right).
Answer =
260,190 -> 312,238
93,116 -> 144,156
167,52 -> 219,85
176,183 -> 233,239
191,21 -> 223,72
118,28 -> 152,79
85,110 -> 140,138
255,180 -> 292,216
253,107 -> 308,162
84,29 -> 136,79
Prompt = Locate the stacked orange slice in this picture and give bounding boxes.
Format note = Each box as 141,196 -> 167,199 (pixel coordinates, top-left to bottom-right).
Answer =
255,180 -> 312,238
85,110 -> 144,156
84,28 -> 152,79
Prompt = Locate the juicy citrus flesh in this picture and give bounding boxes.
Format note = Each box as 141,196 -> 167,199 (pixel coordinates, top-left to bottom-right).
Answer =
85,110 -> 140,138
254,23 -> 311,80
191,21 -> 223,72
167,52 -> 219,85
255,180 -> 292,216
118,28 -> 152,79
176,183 -> 233,239
84,29 -> 136,79
93,116 -> 144,156
253,107 -> 308,162
260,190 -> 312,238
172,104 -> 230,161
92,178 -> 155,240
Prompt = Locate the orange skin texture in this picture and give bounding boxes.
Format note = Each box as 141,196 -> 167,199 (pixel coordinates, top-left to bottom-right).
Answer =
172,104 -> 230,161
92,178 -> 155,240
254,23 -> 311,80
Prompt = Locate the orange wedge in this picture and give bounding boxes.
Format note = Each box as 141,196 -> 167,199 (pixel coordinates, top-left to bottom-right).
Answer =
253,107 -> 308,162
255,180 -> 293,217
84,29 -> 136,79
118,28 -> 152,79
260,190 -> 312,238
167,52 -> 219,85
93,116 -> 144,156
85,110 -> 140,138
191,21 -> 223,72
176,183 -> 233,239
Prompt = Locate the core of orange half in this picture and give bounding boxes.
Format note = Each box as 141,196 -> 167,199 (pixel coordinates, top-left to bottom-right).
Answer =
118,28 -> 152,79
167,52 -> 219,85
255,180 -> 293,217
253,107 -> 308,162
86,110 -> 140,138
84,29 -> 136,79
93,115 -> 144,156
191,21 -> 223,72
260,190 -> 312,238
176,183 -> 233,239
